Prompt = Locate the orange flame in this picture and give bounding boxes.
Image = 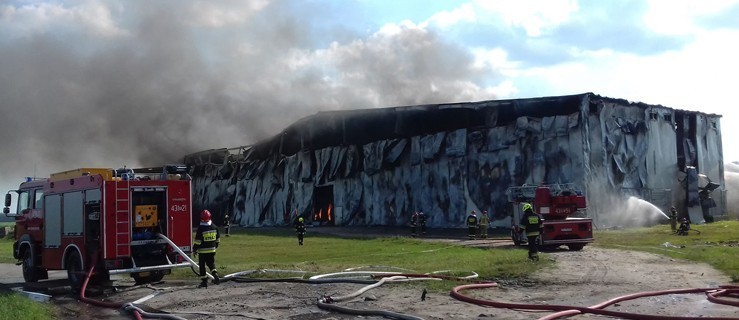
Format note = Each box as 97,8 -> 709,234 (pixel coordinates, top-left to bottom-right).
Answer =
327,204 -> 333,221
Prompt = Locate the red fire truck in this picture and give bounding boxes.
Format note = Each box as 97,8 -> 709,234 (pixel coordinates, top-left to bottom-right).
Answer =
3,165 -> 194,290
507,184 -> 593,251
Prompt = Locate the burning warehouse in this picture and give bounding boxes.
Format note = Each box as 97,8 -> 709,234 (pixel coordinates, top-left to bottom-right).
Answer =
184,93 -> 727,229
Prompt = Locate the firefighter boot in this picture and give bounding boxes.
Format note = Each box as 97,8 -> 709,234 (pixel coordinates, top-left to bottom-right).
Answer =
199,278 -> 208,288
528,252 -> 539,262
212,271 -> 220,285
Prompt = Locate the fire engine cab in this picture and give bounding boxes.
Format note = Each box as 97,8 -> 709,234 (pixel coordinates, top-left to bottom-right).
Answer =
3,165 -> 193,290
507,184 -> 593,251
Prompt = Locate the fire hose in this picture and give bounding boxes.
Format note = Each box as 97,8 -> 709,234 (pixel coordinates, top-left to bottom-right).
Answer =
317,275 -> 430,320
80,253 -> 143,320
77,235 -> 202,320
451,282 -> 739,320
539,285 -> 739,320
313,270 -> 487,320
156,233 -> 215,281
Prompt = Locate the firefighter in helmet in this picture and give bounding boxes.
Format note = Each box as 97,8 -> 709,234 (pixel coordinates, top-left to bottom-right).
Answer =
224,214 -> 231,237
418,211 -> 427,236
410,211 -> 419,237
466,210 -> 478,240
669,206 -> 678,232
295,217 -> 306,245
193,210 -> 220,288
677,217 -> 691,236
520,203 -> 542,261
478,210 -> 490,239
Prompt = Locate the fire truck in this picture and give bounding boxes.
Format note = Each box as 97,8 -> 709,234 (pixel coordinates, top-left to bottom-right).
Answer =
507,184 -> 593,251
3,165 -> 194,290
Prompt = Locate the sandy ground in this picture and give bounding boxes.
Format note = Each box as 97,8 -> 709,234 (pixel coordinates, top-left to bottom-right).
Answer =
1,228 -> 737,319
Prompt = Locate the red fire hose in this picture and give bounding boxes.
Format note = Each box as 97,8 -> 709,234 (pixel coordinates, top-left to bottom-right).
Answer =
451,282 -> 739,320
79,254 -> 143,320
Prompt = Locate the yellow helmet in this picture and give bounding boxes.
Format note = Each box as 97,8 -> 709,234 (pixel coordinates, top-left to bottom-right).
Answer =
298,217 -> 304,222
522,203 -> 533,212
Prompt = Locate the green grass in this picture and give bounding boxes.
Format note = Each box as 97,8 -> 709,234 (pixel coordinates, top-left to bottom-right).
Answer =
0,222 -> 16,264
0,226 -> 546,290
0,293 -> 55,320
594,220 -> 739,282
0,238 -> 15,264
172,229 -> 549,291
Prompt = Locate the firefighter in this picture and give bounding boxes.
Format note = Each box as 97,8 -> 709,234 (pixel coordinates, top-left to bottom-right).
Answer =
410,211 -> 419,237
669,207 -> 678,232
295,217 -> 306,245
466,210 -> 478,240
193,210 -> 220,288
677,217 -> 691,236
520,203 -> 542,261
418,211 -> 427,236
224,214 -> 231,237
478,210 -> 490,239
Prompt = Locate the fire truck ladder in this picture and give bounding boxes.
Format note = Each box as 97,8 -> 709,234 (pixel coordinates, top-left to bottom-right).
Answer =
114,180 -> 131,257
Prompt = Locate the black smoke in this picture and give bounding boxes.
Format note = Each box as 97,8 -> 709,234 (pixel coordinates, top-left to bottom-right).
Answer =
0,1 -> 498,189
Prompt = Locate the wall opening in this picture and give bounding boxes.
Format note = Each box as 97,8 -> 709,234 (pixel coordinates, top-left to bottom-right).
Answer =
313,185 -> 335,226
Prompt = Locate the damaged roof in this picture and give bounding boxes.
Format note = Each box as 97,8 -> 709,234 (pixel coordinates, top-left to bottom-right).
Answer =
184,92 -> 721,164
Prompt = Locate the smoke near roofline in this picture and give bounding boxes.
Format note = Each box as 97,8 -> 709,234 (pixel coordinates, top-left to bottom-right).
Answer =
0,1 -> 500,190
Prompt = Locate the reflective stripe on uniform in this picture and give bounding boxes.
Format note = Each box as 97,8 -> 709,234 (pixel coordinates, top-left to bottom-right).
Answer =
203,230 -> 217,242
528,216 -> 539,224
526,231 -> 540,236
197,247 -> 216,253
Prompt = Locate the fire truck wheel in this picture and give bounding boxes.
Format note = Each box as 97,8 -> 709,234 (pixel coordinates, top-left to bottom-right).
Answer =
21,249 -> 39,283
133,270 -> 165,285
567,244 -> 584,251
66,251 -> 84,293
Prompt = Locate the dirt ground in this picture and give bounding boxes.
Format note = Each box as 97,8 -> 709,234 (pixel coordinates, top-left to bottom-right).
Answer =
3,228 -> 738,319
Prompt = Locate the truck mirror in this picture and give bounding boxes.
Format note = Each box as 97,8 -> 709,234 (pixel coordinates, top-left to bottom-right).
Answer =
4,193 -> 10,207
3,207 -> 8,215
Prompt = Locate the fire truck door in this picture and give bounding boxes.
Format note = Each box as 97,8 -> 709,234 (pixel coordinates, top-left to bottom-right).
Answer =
44,195 -> 62,248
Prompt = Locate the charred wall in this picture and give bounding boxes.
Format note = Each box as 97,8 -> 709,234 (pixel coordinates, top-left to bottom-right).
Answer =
185,93 -> 725,228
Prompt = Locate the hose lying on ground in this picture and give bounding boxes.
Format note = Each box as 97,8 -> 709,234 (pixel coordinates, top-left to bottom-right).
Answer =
317,275 -> 430,320
314,271 -> 487,320
231,277 -> 378,285
309,271 -> 406,280
316,299 -> 425,320
122,303 -> 187,320
79,253 -> 143,320
538,284 -> 739,320
451,282 -> 739,320
80,235 -> 215,320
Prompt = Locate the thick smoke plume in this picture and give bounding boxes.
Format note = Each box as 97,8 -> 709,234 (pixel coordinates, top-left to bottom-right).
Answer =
0,1 -> 499,191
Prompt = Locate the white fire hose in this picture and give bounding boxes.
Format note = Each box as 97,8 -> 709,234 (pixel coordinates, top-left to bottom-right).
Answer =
156,233 -> 214,280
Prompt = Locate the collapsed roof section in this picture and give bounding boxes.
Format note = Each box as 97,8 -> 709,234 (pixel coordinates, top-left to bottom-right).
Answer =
256,93 -> 586,160
184,92 -> 720,165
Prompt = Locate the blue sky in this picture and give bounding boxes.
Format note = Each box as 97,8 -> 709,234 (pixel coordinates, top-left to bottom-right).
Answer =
0,0 -> 738,189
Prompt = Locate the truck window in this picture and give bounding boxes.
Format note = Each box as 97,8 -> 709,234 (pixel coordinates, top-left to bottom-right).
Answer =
63,191 -> 84,236
45,194 -> 61,248
34,189 -> 44,209
86,189 -> 101,203
16,191 -> 30,213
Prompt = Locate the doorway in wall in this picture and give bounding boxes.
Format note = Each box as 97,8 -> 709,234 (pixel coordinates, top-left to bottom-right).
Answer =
313,185 -> 334,226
